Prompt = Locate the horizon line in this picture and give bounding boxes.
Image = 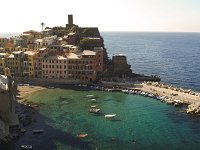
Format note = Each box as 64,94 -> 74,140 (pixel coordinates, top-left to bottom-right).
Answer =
1,30 -> 200,33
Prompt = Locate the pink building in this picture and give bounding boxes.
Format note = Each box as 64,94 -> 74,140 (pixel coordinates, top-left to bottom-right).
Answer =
34,48 -> 49,78
67,50 -> 97,81
42,55 -> 68,79
94,47 -> 104,73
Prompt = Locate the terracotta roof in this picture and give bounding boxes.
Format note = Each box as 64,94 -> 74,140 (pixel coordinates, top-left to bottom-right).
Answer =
4,43 -> 15,48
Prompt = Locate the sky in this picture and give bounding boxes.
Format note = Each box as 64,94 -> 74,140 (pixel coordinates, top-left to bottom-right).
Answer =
1,0 -> 200,32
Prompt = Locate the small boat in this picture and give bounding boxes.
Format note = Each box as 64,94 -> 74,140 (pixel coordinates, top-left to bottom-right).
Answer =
32,129 -> 44,134
89,108 -> 101,113
89,99 -> 97,103
105,114 -> 116,118
77,134 -> 88,138
90,105 -> 97,108
86,94 -> 94,97
21,145 -> 32,149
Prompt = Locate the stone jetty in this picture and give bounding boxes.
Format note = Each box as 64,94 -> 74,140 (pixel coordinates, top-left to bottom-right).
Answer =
98,80 -> 200,115
134,81 -> 200,115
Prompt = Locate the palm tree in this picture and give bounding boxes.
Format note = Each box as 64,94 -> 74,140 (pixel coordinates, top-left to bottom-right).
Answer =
41,22 -> 45,30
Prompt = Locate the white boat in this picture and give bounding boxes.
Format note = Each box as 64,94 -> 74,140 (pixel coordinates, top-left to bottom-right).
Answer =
89,99 -> 97,103
32,129 -> 44,134
89,108 -> 101,113
90,105 -> 97,108
21,145 -> 32,149
86,95 -> 94,97
105,114 -> 116,118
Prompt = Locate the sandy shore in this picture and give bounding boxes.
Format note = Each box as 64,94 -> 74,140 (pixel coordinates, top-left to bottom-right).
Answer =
17,85 -> 47,100
135,82 -> 200,104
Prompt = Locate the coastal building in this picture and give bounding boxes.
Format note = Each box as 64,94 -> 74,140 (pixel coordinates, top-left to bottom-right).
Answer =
42,28 -> 53,37
42,55 -> 68,79
23,51 -> 37,78
93,47 -> 104,73
62,44 -> 78,53
35,36 -> 57,49
0,14 -> 109,82
4,51 -> 24,76
28,51 -> 36,78
34,48 -> 49,78
67,50 -> 97,81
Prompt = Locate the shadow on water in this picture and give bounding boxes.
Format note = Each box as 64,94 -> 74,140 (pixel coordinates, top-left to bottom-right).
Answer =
0,112 -> 91,150
108,118 -> 122,122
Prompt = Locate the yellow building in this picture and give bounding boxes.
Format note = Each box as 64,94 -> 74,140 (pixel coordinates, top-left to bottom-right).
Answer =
4,51 -> 24,76
24,51 -> 36,78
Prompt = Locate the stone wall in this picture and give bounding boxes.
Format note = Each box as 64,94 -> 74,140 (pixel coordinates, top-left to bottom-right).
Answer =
0,75 -> 19,141
112,55 -> 132,77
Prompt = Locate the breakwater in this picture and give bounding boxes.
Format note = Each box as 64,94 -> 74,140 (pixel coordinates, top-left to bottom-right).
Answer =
79,81 -> 200,115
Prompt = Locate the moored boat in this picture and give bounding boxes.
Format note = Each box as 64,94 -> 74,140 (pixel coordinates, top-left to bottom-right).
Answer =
105,114 -> 116,118
77,134 -> 88,138
90,105 -> 98,108
89,108 -> 101,113
21,145 -> 33,149
32,129 -> 44,134
86,94 -> 94,97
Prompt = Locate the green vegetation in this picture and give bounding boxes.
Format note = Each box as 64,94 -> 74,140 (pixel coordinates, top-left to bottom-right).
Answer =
80,38 -> 101,50
79,28 -> 100,37
52,25 -> 78,37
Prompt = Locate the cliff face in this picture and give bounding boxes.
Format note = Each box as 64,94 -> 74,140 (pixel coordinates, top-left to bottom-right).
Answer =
0,75 -> 19,141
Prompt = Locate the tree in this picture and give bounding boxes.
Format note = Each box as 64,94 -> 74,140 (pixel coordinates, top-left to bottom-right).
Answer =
80,38 -> 101,50
41,22 -> 45,31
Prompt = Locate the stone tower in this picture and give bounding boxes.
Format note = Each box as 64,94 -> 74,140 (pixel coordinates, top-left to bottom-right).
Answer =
68,14 -> 73,26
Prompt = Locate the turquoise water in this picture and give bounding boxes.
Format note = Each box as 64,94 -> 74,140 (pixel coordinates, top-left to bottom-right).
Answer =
16,88 -> 200,150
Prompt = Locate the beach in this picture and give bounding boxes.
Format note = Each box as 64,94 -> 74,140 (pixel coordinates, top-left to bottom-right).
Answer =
17,85 -> 47,100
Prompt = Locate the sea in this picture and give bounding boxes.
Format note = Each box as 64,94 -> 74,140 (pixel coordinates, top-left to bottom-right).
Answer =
1,32 -> 200,150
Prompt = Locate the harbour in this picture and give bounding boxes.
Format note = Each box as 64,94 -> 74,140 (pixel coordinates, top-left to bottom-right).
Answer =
8,86 -> 200,150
